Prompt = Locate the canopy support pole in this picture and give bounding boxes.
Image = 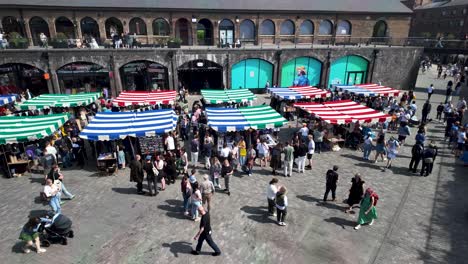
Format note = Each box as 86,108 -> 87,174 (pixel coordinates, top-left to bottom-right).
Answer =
2,145 -> 11,178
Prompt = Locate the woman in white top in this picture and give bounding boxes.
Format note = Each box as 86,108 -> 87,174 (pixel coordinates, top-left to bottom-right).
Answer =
306,135 -> 315,169
154,155 -> 166,190
266,178 -> 278,216
230,142 -> 239,171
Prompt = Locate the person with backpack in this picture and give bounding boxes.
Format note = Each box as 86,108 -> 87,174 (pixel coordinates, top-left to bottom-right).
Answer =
323,165 -> 339,202
409,141 -> 424,174
354,188 -> 378,230
420,143 -> 438,177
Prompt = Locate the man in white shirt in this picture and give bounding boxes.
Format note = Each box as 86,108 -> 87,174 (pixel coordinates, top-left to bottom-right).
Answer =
165,133 -> 175,152
45,142 -> 57,160
427,84 -> 434,100
299,123 -> 309,142
220,143 -> 230,162
306,134 -> 315,169
266,178 -> 278,216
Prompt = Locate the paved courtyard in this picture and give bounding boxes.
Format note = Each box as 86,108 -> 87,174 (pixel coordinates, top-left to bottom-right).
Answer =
1,67 -> 467,264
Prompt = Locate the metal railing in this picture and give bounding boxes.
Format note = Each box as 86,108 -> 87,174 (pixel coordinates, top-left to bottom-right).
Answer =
2,36 -> 468,50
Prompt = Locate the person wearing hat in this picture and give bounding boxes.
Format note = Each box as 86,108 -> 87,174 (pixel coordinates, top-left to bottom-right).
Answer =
323,165 -> 339,202
421,143 -> 438,176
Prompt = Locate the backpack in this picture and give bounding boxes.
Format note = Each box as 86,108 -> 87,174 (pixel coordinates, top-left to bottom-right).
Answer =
371,192 -> 379,206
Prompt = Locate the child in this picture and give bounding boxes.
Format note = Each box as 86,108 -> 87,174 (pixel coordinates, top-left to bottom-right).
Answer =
275,186 -> 288,226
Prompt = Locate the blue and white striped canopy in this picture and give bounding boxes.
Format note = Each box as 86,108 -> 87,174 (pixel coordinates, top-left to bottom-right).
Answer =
335,85 -> 377,97
205,107 -> 250,132
267,88 -> 302,100
0,94 -> 17,106
79,109 -> 178,141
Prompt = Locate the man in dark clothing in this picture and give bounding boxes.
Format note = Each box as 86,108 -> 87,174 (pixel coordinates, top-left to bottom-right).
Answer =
421,100 -> 432,123
409,141 -> 424,173
192,206 -> 221,256
41,148 -> 56,182
436,103 -> 444,121
129,155 -> 145,195
323,165 -> 339,202
421,143 -> 438,177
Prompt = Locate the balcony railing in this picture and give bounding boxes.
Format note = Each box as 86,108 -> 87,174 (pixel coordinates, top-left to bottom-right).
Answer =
1,36 -> 468,50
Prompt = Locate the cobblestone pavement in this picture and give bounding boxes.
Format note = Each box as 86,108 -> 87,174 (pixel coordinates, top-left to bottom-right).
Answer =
1,67 -> 467,264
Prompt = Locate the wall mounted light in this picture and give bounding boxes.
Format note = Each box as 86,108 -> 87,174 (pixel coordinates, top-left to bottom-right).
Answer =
235,16 -> 240,23
192,16 -> 197,23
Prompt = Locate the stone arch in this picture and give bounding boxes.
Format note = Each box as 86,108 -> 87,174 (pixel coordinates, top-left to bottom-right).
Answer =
197,18 -> 214,45
56,61 -> 110,93
105,17 -> 123,38
175,18 -> 192,45
260,19 -> 275,35
129,17 -> 147,35
373,20 -> 388,39
337,20 -> 352,35
0,62 -> 48,94
319,19 -> 333,35
29,16 -> 50,46
2,16 -> 24,36
119,60 -> 169,91
80,17 -> 100,41
55,16 -> 76,38
280,19 -> 295,35
299,20 -> 314,35
240,19 -> 256,41
152,18 -> 170,36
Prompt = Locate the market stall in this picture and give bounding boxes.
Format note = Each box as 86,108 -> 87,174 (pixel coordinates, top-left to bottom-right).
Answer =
0,113 -> 70,177
79,109 -> 178,174
335,85 -> 378,97
201,89 -> 257,105
355,84 -> 401,97
268,86 -> 331,100
112,90 -> 177,107
16,93 -> 100,110
0,94 -> 17,106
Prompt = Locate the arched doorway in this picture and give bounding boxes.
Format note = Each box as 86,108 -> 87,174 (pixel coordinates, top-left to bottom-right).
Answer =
281,57 -> 322,87
81,17 -> 100,42
2,16 -> 24,36
55,17 -> 76,38
372,21 -> 388,41
120,61 -> 169,91
197,19 -> 213,45
129,17 -> 147,35
231,58 -> 273,89
329,55 -> 369,87
57,62 -> 110,94
175,18 -> 191,45
29,17 -> 50,46
178,59 -> 223,93
0,63 -> 48,95
105,17 -> 123,38
219,19 -> 234,46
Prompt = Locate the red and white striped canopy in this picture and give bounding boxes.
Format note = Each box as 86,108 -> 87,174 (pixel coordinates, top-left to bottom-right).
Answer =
356,84 -> 400,97
290,86 -> 331,99
112,91 -> 177,107
295,100 -> 391,124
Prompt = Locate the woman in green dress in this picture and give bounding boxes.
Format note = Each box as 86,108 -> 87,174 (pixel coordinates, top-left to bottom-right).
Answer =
354,188 -> 378,230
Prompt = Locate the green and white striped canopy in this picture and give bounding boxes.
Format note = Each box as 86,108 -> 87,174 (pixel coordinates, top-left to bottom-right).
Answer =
201,89 -> 257,104
0,113 -> 70,144
17,93 -> 100,110
239,105 -> 288,129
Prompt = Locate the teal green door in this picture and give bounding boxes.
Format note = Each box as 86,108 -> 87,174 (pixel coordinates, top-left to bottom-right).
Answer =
281,57 -> 322,87
346,71 -> 365,85
329,55 -> 368,87
231,59 -> 273,89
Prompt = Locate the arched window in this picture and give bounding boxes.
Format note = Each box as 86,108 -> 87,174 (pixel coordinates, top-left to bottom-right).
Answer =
29,17 -> 49,46
240,19 -> 255,40
2,16 -> 23,36
260,20 -> 275,35
120,60 -> 169,91
105,17 -> 123,38
175,18 -> 191,45
219,19 -> 234,45
153,18 -> 169,36
80,17 -> 100,40
280,20 -> 295,35
129,18 -> 147,35
319,20 -> 333,35
372,20 -> 387,38
300,20 -> 314,35
197,18 -> 213,45
337,20 -> 351,35
55,16 -> 75,38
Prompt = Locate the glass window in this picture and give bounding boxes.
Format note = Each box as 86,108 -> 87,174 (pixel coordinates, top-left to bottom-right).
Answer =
299,20 -> 314,35
337,20 -> 351,35
240,19 -> 255,40
280,20 -> 295,35
260,20 -> 275,35
129,18 -> 147,35
152,18 -> 169,36
319,20 -> 333,35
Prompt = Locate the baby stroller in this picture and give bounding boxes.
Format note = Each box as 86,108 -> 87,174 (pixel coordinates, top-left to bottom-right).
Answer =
39,213 -> 74,247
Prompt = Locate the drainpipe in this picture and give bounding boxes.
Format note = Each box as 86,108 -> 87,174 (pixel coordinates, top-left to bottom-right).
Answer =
369,49 -> 379,83
275,50 -> 282,86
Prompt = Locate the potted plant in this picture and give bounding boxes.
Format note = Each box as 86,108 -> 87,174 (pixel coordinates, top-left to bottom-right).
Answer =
51,32 -> 69,48
156,38 -> 167,48
7,32 -> 29,49
167,37 -> 182,48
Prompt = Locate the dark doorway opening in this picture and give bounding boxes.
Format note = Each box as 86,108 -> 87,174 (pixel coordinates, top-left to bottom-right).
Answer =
175,18 -> 191,45
0,63 -> 48,96
120,60 -> 169,91
57,62 -> 110,94
197,19 -> 213,45
178,60 -> 223,94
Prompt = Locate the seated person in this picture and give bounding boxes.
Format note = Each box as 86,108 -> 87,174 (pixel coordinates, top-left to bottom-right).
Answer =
18,217 -> 47,254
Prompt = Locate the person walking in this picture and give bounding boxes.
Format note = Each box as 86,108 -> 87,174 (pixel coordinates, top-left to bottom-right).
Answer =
354,188 -> 378,230
397,123 -> 411,145
283,141 -> 294,177
306,135 -> 315,169
221,159 -> 233,196
191,206 -> 221,256
200,174 -> 215,212
296,140 -> 307,173
129,155 -> 145,195
191,135 -> 200,168
362,132 -> 374,160
313,129 -> 324,154
43,179 -> 61,214
275,186 -> 288,226
421,100 -> 432,124
420,143 -> 438,177
266,178 -> 278,216
246,145 -> 256,177
345,173 -> 365,213
143,156 -> 158,196
323,165 -> 339,202
190,182 -> 202,221
436,102 -> 444,121
155,155 -> 166,190
445,81 -> 453,103
181,174 -> 192,216
270,143 -> 282,175
203,136 -> 213,170
238,137 -> 247,167
209,157 -> 222,188
383,136 -> 400,171
409,141 -> 424,174
427,84 -> 434,100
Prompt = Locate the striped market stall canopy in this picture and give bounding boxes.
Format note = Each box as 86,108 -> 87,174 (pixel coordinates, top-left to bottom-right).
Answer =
206,105 -> 288,132
112,91 -> 177,107
0,94 -> 17,106
268,86 -> 330,100
335,85 -> 377,97
295,100 -> 390,124
79,109 -> 178,141
356,84 -> 401,97
201,89 -> 257,104
17,93 -> 100,110
0,113 -> 70,144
